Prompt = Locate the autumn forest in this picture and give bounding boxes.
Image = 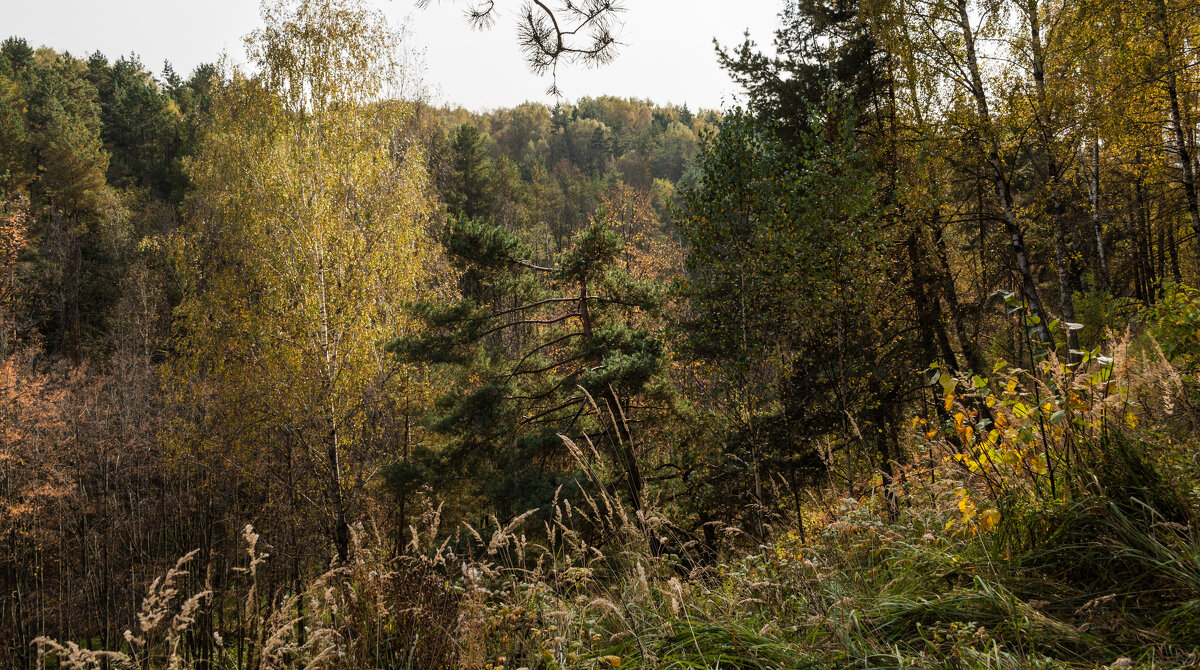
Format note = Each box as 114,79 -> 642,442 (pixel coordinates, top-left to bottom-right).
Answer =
4,0 -> 1200,667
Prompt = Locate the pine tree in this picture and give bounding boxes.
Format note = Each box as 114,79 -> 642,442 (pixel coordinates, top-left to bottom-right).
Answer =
390,214 -> 664,530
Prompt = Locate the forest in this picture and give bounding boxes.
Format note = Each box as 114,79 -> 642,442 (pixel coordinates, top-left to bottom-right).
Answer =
2,0 -> 1200,667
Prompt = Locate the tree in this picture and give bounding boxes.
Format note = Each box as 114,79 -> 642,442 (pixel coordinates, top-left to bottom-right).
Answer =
678,110 -> 896,534
446,122 -> 493,218
649,120 -> 697,182
20,50 -> 113,360
0,51 -> 30,197
0,196 -> 27,351
171,0 -> 439,562
88,54 -> 181,198
938,0 -> 1058,346
391,213 -> 664,538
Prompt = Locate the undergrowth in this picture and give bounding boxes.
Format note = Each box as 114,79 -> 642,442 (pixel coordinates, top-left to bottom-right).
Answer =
32,324 -> 1200,669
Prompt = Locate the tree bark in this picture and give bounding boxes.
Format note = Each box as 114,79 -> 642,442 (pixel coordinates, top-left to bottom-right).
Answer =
1088,136 -> 1111,287
954,0 -> 1055,349
578,279 -> 649,550
1134,176 -> 1157,301
1162,46 -> 1200,258
1025,0 -> 1079,358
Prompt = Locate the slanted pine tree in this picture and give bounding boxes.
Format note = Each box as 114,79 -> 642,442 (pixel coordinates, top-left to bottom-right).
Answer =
390,213 -> 664,534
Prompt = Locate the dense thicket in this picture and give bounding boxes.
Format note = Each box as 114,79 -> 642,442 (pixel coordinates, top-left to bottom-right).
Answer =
3,0 -> 1200,667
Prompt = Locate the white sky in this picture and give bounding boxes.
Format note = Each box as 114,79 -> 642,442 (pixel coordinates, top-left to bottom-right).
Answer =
3,0 -> 784,111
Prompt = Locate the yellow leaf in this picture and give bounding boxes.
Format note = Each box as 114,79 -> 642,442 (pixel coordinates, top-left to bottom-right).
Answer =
979,508 -> 1001,531
944,394 -> 955,411
958,496 -> 975,516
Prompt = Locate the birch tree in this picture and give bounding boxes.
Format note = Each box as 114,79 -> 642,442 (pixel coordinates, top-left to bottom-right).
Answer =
171,0 -> 441,562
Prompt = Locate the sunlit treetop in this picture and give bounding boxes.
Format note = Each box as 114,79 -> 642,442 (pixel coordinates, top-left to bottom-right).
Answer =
248,0 -> 400,115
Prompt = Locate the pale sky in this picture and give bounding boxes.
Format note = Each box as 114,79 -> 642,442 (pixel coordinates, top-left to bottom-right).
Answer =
3,1 -> 784,111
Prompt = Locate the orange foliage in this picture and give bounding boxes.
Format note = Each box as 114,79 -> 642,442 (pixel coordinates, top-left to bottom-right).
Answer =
0,351 -> 74,538
0,196 -> 29,337
600,183 -> 684,282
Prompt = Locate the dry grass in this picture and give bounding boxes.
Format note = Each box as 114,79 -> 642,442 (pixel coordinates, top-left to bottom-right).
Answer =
30,325 -> 1200,669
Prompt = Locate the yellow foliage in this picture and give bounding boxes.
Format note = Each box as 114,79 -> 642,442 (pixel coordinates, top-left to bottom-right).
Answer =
978,508 -> 1001,531
166,0 -> 446,546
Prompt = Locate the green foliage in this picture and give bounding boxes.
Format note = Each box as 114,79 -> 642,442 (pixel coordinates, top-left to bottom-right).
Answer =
581,323 -> 662,396
12,0 -> 1200,664
87,54 -> 183,197
170,0 -> 438,562
556,219 -> 621,284
679,110 -> 883,363
441,216 -> 527,283
424,96 -> 701,258
1147,284 -> 1200,364
0,35 -> 213,359
392,214 -> 666,525
446,123 -> 492,218
674,107 -> 899,534
1072,290 -> 1140,350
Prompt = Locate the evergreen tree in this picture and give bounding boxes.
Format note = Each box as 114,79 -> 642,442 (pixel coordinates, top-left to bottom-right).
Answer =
677,110 -> 898,532
390,214 -> 664,529
446,122 -> 492,218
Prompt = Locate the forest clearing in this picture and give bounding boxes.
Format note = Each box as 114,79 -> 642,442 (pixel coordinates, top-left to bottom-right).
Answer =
3,0 -> 1200,667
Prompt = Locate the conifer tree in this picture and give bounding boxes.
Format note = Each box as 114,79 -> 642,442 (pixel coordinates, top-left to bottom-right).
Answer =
447,122 -> 492,218
391,213 -> 663,530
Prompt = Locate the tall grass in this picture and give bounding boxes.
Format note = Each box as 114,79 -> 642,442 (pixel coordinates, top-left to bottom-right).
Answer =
31,329 -> 1200,669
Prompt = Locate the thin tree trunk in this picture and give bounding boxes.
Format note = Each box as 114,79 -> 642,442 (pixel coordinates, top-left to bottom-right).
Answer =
327,429 -> 349,563
578,279 -> 649,549
907,231 -> 956,369
1088,136 -> 1111,287
1135,176 -> 1157,300
1025,0 -> 1079,357
1158,215 -> 1168,282
1153,0 -> 1200,259
933,220 -> 987,372
954,0 -> 1055,349
1054,222 -> 1079,354
1167,218 -> 1182,283
1166,68 -> 1200,257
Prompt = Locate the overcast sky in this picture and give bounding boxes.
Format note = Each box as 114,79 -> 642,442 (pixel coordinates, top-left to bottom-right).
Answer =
3,1 -> 783,111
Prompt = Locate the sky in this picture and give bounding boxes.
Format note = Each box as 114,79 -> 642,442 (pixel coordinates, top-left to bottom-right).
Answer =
3,1 -> 784,111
